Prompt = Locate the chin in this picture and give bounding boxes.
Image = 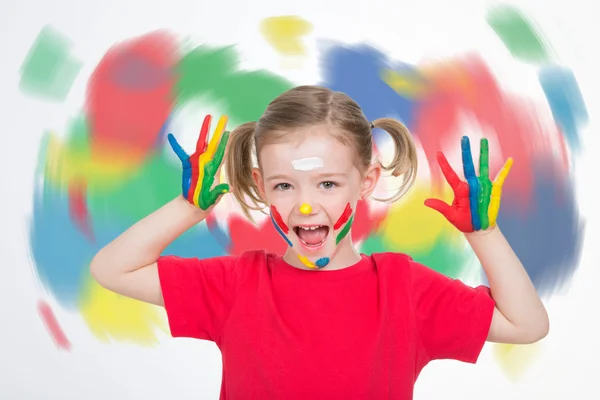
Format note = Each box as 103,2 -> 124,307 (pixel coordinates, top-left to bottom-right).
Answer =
292,225 -> 334,269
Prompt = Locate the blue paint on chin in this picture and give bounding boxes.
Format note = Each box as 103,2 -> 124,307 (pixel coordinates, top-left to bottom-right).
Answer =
316,257 -> 330,268
270,213 -> 293,247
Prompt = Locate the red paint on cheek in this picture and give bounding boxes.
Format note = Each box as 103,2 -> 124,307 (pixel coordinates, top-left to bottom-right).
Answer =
333,203 -> 352,230
270,206 -> 289,234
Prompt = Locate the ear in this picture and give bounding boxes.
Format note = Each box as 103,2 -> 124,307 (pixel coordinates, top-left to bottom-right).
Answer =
359,163 -> 381,200
252,167 -> 267,200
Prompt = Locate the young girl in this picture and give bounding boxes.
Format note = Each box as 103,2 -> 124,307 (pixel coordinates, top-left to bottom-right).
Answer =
91,85 -> 549,399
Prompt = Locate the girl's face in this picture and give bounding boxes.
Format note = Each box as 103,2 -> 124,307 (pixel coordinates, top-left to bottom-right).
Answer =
252,124 -> 380,270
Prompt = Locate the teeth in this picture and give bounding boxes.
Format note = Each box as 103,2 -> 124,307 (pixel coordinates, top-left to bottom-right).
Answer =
299,226 -> 322,231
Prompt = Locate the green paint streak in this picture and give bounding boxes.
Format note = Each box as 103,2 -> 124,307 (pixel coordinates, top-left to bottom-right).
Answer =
20,25 -> 82,101
199,131 -> 231,210
360,233 -> 472,280
487,5 -> 551,64
176,45 -> 293,123
336,215 -> 354,245
478,138 -> 491,230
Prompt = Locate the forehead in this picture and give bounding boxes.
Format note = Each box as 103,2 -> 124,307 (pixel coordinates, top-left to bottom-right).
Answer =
259,125 -> 355,173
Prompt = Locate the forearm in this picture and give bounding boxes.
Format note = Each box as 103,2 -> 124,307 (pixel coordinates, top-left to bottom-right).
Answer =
91,195 -> 207,278
465,226 -> 549,340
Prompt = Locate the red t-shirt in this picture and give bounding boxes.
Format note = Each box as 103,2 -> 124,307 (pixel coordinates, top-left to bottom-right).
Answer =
157,250 -> 495,399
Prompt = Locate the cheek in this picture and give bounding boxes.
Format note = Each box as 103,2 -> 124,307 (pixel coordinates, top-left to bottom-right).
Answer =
324,200 -> 355,229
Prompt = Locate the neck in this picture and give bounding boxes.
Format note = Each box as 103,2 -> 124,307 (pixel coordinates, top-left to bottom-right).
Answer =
282,239 -> 361,271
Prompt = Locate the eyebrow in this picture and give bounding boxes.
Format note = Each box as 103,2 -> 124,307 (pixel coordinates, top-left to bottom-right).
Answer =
265,172 -> 346,182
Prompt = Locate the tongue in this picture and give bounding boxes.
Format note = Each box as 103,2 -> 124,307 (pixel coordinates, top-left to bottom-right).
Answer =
298,227 -> 328,245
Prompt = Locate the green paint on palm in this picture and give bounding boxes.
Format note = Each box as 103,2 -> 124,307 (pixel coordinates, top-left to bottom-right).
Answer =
486,5 -> 551,64
199,131 -> 231,210
336,215 -> 354,245
478,138 -> 492,230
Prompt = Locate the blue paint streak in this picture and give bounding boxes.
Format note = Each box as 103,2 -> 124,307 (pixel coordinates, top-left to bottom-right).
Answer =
539,66 -> 588,152
318,42 -> 418,140
270,214 -> 293,247
483,160 -> 584,297
29,182 -> 226,309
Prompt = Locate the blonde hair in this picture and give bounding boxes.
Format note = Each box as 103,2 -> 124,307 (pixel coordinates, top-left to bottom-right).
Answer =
225,85 -> 418,220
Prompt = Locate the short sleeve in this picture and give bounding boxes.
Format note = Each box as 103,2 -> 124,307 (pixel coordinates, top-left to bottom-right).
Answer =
410,260 -> 495,363
157,255 -> 238,341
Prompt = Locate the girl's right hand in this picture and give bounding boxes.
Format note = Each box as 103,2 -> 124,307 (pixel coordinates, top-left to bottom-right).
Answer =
168,115 -> 231,211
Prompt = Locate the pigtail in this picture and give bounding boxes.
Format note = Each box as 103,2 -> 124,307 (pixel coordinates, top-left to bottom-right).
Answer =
225,122 -> 266,220
372,117 -> 418,203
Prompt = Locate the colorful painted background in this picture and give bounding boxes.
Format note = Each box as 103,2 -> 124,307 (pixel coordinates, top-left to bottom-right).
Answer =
22,5 -> 587,382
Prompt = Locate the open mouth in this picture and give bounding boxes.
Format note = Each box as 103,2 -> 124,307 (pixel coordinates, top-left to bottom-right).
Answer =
294,225 -> 330,249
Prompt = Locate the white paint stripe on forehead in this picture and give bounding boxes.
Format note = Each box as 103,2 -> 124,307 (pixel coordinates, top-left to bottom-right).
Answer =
291,157 -> 324,171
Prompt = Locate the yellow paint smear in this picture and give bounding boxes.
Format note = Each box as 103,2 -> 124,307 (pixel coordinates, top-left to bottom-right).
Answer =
78,273 -> 168,346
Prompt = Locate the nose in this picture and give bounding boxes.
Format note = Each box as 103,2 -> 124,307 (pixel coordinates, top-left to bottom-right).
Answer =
299,203 -> 312,215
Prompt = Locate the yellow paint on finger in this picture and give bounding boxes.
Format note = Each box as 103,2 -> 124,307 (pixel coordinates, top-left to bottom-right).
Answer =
78,274 -> 167,346
489,157 -> 513,225
192,116 -> 228,206
260,16 -> 313,56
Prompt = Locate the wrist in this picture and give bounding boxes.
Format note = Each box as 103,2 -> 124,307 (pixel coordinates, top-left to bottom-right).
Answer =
464,224 -> 498,238
175,195 -> 209,220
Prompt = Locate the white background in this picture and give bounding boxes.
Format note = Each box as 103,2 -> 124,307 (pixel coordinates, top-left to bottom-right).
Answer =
1,0 -> 598,398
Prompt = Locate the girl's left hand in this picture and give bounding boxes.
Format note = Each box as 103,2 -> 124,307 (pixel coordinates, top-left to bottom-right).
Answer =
424,136 -> 513,233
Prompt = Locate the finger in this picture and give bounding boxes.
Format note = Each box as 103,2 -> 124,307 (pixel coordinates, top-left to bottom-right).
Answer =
479,138 -> 489,179
196,115 -> 212,154
424,198 -> 453,220
205,115 -> 228,160
436,151 -> 462,189
461,136 -> 477,180
488,195 -> 501,227
211,130 -> 230,175
200,183 -> 230,210
167,133 -> 189,162
493,157 -> 514,187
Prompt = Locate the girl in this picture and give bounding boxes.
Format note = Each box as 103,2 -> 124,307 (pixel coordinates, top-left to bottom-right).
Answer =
91,85 -> 549,399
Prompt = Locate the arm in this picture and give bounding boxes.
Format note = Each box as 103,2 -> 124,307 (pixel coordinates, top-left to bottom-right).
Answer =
91,114 -> 231,307
465,226 -> 549,344
90,196 -> 207,306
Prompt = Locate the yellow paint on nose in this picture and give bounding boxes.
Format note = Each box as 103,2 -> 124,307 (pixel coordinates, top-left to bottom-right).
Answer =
299,203 -> 312,214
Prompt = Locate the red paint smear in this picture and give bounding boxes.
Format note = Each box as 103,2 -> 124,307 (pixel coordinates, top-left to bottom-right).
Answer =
228,200 -> 384,255
38,300 -> 71,351
270,206 -> 289,234
416,55 -> 568,207
333,203 -> 352,230
85,30 -> 177,166
68,180 -> 94,241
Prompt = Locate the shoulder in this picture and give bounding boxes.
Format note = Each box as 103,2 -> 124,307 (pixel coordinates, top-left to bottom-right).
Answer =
368,251 -> 414,271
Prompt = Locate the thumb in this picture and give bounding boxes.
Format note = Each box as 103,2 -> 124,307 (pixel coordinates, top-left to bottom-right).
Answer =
424,198 -> 453,219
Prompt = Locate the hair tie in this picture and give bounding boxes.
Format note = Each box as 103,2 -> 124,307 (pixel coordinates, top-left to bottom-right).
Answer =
370,122 -> 374,130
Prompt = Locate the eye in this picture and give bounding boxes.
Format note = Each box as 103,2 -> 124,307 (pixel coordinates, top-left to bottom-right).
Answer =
320,181 -> 338,190
274,183 -> 292,191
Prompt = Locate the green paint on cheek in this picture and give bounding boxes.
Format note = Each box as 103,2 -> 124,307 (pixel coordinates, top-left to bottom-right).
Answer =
335,215 -> 354,245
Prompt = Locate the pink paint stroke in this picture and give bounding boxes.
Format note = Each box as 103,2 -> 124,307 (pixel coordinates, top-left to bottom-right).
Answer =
38,300 -> 71,351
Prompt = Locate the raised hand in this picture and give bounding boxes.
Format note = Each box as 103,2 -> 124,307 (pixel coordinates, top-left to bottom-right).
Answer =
424,136 -> 513,232
424,150 -> 474,232
168,115 -> 230,211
